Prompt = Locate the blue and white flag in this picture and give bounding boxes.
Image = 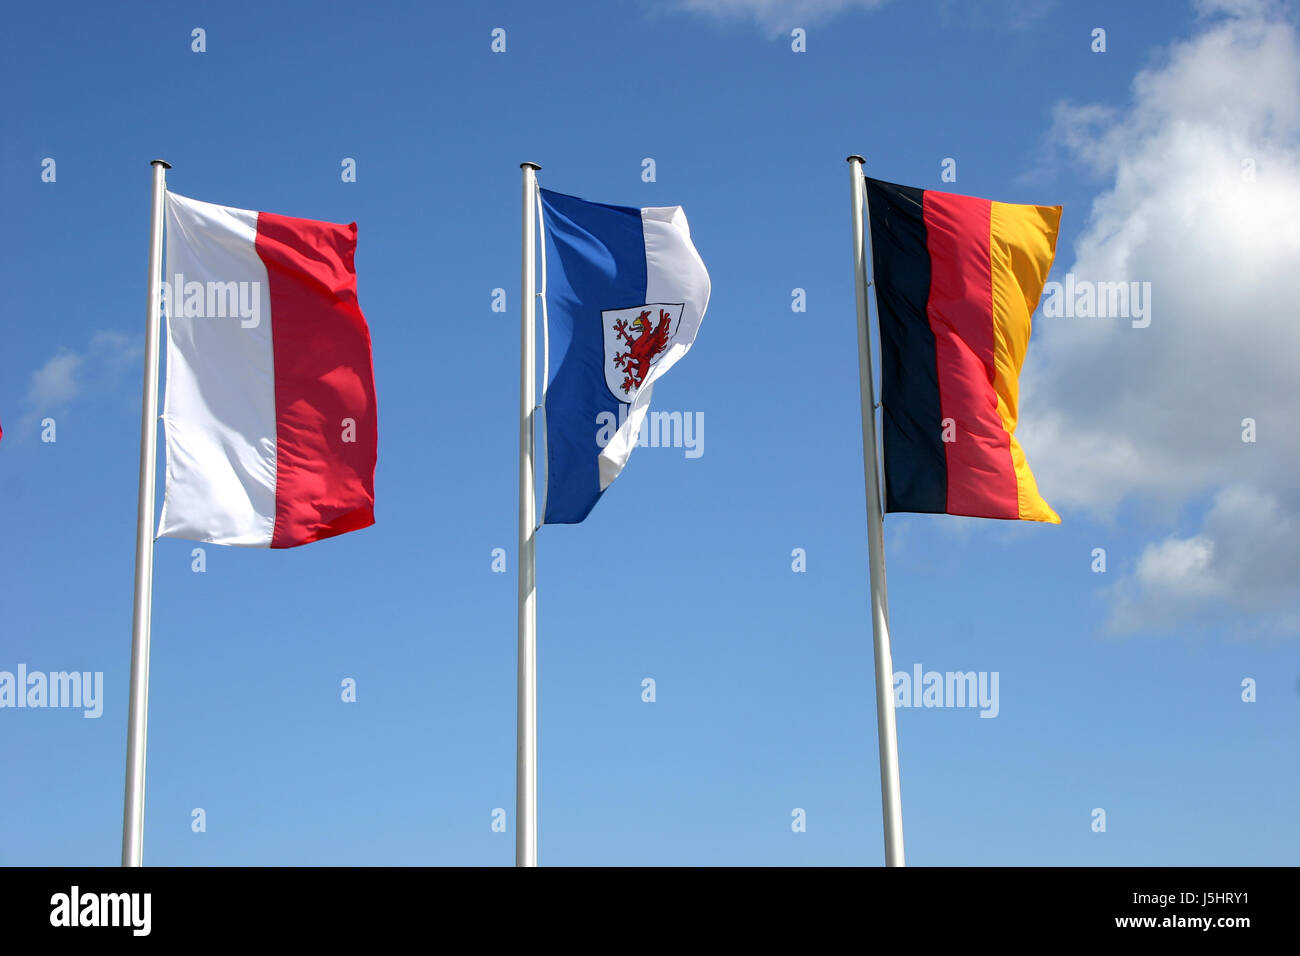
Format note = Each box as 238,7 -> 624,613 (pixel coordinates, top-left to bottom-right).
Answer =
539,189 -> 710,524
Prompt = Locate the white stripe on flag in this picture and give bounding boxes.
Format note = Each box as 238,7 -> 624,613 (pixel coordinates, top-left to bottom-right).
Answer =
157,191 -> 278,547
597,205 -> 711,491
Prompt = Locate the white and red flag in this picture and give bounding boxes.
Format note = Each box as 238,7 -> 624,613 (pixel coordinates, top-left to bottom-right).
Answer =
157,192 -> 377,548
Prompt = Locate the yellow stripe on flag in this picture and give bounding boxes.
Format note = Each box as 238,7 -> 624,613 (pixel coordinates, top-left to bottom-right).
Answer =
988,200 -> 1062,524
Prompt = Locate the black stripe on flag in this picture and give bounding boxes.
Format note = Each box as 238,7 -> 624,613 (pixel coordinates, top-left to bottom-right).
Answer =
864,177 -> 946,515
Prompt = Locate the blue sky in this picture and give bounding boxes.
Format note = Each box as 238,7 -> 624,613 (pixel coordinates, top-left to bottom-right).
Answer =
1,0 -> 1297,866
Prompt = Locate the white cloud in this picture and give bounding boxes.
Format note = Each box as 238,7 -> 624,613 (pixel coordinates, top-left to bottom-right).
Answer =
20,331 -> 141,434
1135,535 -> 1217,598
668,0 -> 1064,34
668,0 -> 886,33
27,353 -> 85,411
1020,0 -> 1300,632
1108,487 -> 1300,633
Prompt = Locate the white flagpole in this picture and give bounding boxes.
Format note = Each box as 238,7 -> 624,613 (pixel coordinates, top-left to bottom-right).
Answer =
122,158 -> 170,867
847,155 -> 906,866
517,161 -> 541,867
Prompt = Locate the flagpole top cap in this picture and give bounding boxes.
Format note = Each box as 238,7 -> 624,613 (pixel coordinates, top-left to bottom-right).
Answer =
846,155 -> 866,166
151,159 -> 172,169
520,162 -> 541,171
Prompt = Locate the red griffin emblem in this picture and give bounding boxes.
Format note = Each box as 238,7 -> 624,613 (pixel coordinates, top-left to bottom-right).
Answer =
611,309 -> 673,395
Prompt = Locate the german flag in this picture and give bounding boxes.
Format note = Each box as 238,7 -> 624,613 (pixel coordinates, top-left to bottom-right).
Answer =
865,177 -> 1061,523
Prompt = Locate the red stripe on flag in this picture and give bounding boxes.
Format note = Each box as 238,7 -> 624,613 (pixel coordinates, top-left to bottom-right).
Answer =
255,212 -> 377,548
921,191 -> 1018,519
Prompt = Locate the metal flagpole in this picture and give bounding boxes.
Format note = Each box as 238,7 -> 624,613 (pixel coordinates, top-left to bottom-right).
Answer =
122,158 -> 170,867
517,161 -> 541,867
846,155 -> 906,866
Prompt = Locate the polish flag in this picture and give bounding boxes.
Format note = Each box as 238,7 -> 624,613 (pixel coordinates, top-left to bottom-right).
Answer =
157,192 -> 377,548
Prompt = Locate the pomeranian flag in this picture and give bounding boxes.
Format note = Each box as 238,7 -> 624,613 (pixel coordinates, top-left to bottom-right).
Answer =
539,189 -> 710,524
156,192 -> 377,548
865,177 -> 1060,523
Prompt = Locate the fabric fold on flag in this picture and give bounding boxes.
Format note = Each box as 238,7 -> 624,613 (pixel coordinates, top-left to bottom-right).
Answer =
157,191 -> 377,548
539,188 -> 710,524
865,176 -> 1060,523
